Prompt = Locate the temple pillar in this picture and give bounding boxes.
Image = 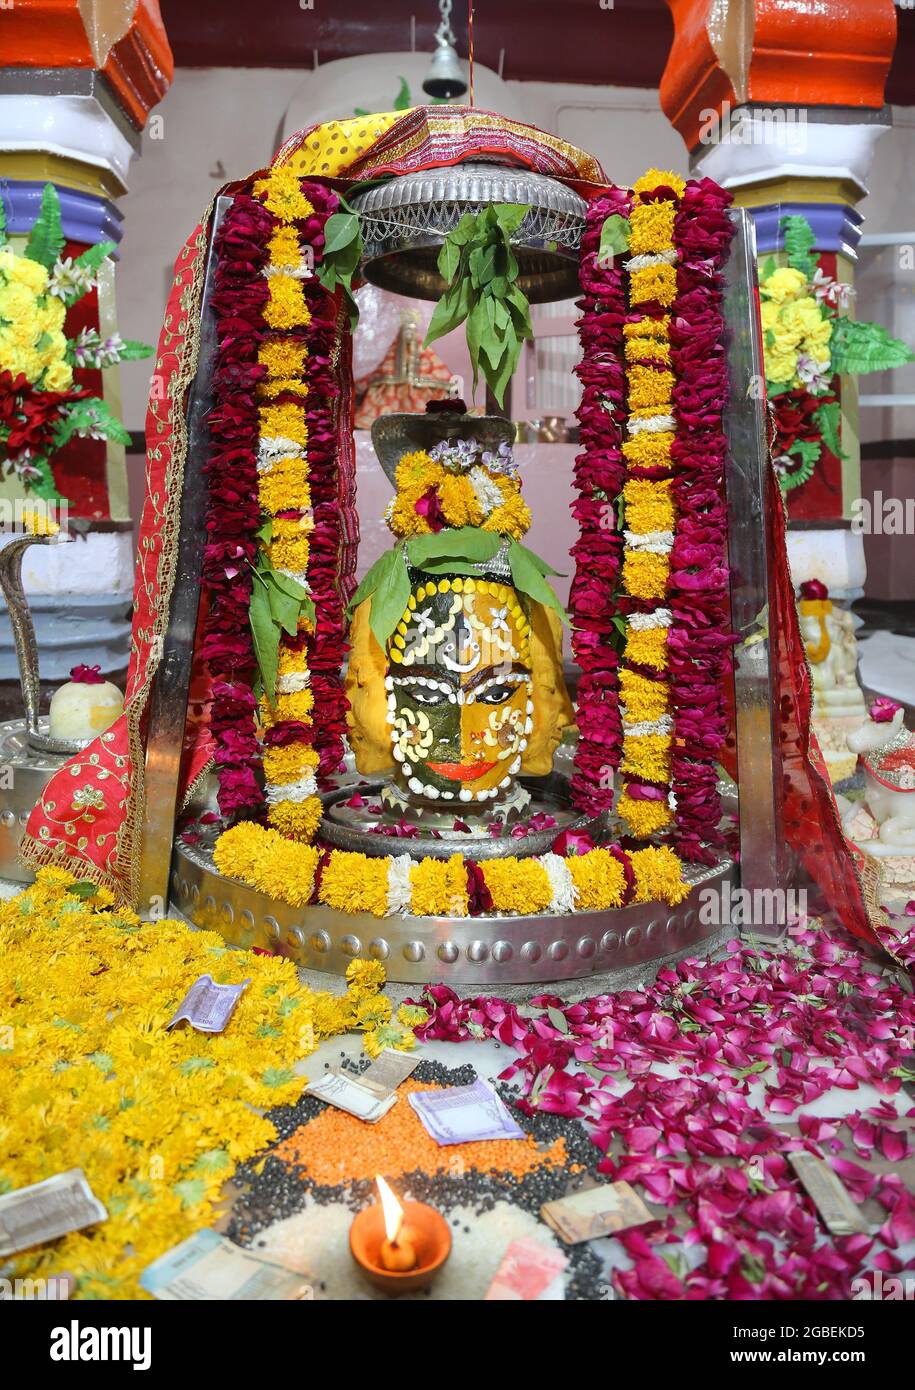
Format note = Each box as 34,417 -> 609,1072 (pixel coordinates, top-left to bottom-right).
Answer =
0,1 -> 172,691
660,0 -> 898,601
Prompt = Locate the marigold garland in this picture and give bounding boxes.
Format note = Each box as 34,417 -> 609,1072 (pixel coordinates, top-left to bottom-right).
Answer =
0,868 -> 399,1298
212,822 -> 690,915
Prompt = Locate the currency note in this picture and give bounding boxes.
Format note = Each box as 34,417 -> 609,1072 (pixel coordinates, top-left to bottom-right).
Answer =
167,974 -> 249,1033
0,1169 -> 107,1257
484,1237 -> 568,1300
408,1078 -> 524,1145
788,1152 -> 867,1236
540,1181 -> 654,1245
304,1070 -> 397,1123
140,1229 -> 314,1300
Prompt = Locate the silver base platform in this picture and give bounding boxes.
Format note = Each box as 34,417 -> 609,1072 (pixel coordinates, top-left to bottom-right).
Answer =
170,821 -> 736,986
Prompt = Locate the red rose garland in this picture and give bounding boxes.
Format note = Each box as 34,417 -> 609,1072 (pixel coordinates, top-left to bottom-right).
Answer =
668,177 -> 735,861
202,191 -> 272,819
570,187 -> 632,815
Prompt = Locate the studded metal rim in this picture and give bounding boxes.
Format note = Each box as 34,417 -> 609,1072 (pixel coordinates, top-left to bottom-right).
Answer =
170,830 -> 736,986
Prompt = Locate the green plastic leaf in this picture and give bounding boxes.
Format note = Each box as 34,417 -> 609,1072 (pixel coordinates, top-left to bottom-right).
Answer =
51,397 -> 131,450
407,526 -> 500,568
598,214 -> 631,266
25,183 -> 65,271
507,539 -> 568,623
780,214 -> 817,280
812,399 -> 845,459
828,317 -> 915,375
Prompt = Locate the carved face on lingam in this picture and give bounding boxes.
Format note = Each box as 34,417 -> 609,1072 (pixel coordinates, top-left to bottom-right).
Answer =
345,403 -> 573,817
385,572 -> 533,802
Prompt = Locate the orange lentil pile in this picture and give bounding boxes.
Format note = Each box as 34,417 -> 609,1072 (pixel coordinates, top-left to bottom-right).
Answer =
274,1080 -> 576,1186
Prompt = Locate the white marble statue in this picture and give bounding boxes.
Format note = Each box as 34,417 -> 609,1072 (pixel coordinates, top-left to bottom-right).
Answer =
797,579 -> 867,783
842,704 -> 915,895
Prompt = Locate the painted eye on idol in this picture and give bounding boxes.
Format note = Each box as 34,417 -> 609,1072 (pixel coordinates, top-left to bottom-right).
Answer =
476,682 -> 517,705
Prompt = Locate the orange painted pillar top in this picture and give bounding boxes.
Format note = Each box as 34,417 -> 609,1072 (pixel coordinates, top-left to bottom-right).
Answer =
3,0 -> 174,130
662,0 -> 897,152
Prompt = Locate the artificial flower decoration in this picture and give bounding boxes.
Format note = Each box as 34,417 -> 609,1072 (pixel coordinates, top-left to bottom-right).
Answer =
759,215 -> 913,493
0,185 -> 152,501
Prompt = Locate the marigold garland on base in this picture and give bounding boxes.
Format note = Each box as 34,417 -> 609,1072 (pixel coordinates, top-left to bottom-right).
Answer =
213,821 -> 690,916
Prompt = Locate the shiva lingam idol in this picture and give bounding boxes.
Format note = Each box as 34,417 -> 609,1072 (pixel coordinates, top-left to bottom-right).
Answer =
320,401 -> 590,860
0,520 -> 123,879
840,701 -> 915,899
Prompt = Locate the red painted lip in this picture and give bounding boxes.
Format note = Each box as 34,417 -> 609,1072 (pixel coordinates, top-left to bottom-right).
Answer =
427,760 -> 497,783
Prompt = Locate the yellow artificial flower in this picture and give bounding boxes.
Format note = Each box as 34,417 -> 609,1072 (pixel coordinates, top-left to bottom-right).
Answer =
319,852 -> 390,917
265,274 -> 310,330
567,848 -> 626,911
0,248 -> 48,293
628,199 -> 677,254
616,792 -> 673,839
761,266 -> 807,305
346,958 -> 387,995
623,550 -> 669,602
623,623 -> 668,672
630,262 -> 677,308
621,732 -> 672,783
267,796 -> 323,842
765,346 -> 799,388
631,845 -> 690,905
481,857 -> 553,914
254,167 -> 315,223
628,364 -> 674,412
410,854 -> 468,918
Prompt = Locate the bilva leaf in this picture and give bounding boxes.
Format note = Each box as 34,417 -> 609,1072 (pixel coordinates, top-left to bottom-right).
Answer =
598,213 -> 631,266
367,553 -> 412,651
507,539 -> 568,623
250,577 -> 280,703
406,526 -> 500,568
348,546 -> 404,616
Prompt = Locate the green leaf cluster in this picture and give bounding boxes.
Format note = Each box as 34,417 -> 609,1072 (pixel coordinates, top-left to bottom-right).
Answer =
425,204 -> 533,406
24,184 -> 65,270
316,208 -> 363,330
596,213 -> 631,269
51,397 -> 131,452
249,553 -> 316,703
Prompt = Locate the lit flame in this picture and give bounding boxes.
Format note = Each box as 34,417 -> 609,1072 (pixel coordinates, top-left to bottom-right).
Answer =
376,1174 -> 404,1244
